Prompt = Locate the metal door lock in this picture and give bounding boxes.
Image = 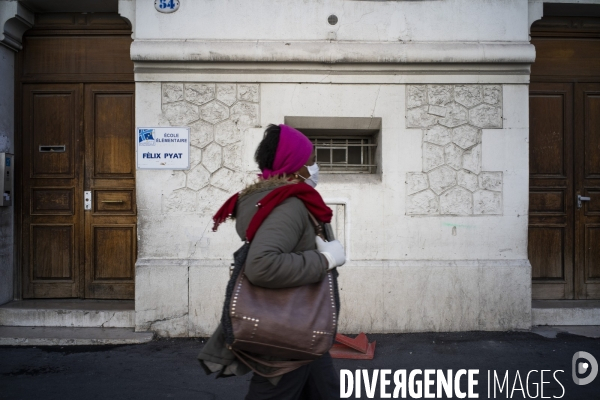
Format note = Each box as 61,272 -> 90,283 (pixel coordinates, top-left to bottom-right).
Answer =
84,191 -> 92,210
577,194 -> 591,209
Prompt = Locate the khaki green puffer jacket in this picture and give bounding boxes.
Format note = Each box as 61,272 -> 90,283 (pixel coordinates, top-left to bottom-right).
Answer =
197,178 -> 330,383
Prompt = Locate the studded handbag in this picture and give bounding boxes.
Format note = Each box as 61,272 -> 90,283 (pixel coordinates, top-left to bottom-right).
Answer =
220,212 -> 340,377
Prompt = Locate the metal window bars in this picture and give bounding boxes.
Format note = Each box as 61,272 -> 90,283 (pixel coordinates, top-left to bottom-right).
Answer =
310,137 -> 377,173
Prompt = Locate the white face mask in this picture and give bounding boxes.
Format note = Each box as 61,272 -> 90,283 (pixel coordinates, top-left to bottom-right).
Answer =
305,163 -> 319,188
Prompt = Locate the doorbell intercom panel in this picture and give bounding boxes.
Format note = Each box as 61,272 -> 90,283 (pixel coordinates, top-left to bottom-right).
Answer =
0,153 -> 13,207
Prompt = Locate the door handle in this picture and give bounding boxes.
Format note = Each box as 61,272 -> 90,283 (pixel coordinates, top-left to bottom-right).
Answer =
577,195 -> 591,209
84,191 -> 92,210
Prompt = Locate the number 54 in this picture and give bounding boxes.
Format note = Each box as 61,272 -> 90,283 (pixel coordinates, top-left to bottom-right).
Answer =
159,0 -> 176,9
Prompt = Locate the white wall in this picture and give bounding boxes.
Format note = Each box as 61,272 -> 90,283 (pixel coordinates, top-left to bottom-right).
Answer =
135,0 -> 529,42
0,44 -> 14,305
134,80 -> 531,336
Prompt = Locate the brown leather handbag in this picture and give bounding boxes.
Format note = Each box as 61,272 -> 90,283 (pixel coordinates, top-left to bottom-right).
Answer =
221,213 -> 340,376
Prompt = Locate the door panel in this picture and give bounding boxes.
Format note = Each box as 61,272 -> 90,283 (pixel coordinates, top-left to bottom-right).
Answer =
529,227 -> 565,279
529,83 -> 574,299
31,94 -> 76,177
94,190 -> 135,214
22,84 -> 83,298
584,227 -> 600,279
92,225 -> 136,280
84,83 -> 136,299
31,225 -> 74,279
575,83 -> 600,298
529,93 -> 568,176
31,188 -> 74,215
93,93 -> 135,177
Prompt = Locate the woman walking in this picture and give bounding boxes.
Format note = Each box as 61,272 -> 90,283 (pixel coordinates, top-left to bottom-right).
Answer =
198,124 -> 346,399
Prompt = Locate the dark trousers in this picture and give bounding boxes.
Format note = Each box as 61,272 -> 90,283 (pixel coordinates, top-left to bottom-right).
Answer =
245,353 -> 340,400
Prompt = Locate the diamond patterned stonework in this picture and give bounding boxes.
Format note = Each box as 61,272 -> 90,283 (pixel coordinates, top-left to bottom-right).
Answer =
483,85 -> 502,106
189,120 -> 214,149
462,144 -> 482,175
452,125 -> 481,150
199,101 -> 229,125
223,143 -> 243,170
457,170 -> 480,192
210,168 -> 246,192
473,190 -> 502,214
215,120 -> 243,146
469,103 -> 502,128
407,106 -> 438,128
202,142 -> 223,173
407,85 -> 428,109
189,147 -> 202,170
454,85 -> 483,108
406,172 -> 429,195
479,172 -> 503,192
407,189 -> 439,215
216,84 -> 237,106
163,83 -> 183,104
427,85 -> 453,106
424,125 -> 452,146
238,84 -> 259,103
230,102 -> 260,127
160,82 -> 261,204
186,165 -> 211,191
162,102 -> 200,126
438,102 -> 468,128
185,84 -> 215,106
440,186 -> 474,215
444,144 -> 463,171
428,166 -> 457,195
423,143 -> 445,172
405,84 -> 503,215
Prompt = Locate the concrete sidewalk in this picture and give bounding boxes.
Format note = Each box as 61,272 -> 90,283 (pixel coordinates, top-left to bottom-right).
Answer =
1,330 -> 599,399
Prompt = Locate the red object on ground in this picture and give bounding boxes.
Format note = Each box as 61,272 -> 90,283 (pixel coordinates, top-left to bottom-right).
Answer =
334,333 -> 369,353
330,342 -> 376,360
330,333 -> 376,360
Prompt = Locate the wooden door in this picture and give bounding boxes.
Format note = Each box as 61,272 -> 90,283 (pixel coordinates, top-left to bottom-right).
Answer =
529,83 -> 575,299
84,84 -> 136,299
19,13 -> 135,299
574,83 -> 600,299
529,15 -> 600,299
21,83 -> 136,299
22,83 -> 84,298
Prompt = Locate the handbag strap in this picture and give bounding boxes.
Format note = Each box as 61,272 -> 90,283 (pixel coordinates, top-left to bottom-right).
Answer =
230,348 -> 313,378
307,211 -> 326,241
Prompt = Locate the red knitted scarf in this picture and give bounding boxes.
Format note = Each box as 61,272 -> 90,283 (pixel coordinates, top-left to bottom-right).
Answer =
212,183 -> 332,242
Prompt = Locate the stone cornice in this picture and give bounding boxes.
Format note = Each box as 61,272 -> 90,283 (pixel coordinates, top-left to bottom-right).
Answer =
131,40 -> 536,65
0,1 -> 33,51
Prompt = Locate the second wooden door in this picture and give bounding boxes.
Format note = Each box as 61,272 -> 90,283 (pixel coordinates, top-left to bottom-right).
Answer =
529,83 -> 600,299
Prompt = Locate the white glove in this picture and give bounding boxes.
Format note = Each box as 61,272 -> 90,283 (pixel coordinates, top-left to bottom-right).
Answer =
315,236 -> 346,270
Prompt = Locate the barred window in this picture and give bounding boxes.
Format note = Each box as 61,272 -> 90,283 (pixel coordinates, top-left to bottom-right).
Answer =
285,116 -> 381,174
310,137 -> 376,174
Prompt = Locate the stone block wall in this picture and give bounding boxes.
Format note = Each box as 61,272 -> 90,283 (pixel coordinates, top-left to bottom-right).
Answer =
159,83 -> 260,208
405,85 -> 504,215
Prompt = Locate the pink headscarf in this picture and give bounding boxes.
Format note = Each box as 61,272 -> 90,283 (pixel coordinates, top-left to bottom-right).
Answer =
260,124 -> 313,179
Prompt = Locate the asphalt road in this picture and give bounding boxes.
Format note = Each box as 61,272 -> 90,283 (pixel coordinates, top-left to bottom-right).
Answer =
1,331 -> 599,399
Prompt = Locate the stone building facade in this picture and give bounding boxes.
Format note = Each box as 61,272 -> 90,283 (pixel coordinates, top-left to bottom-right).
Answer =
129,0 -> 534,336
1,0 -> 599,338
